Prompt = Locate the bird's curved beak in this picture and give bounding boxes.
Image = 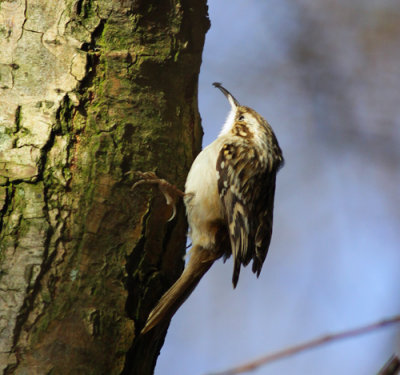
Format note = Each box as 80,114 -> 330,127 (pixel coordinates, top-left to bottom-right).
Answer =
213,82 -> 240,108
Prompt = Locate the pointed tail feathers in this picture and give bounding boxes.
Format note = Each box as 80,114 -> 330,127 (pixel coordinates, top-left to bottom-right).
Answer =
141,245 -> 219,334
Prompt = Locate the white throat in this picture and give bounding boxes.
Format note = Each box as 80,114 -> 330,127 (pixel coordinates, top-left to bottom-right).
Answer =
219,108 -> 235,136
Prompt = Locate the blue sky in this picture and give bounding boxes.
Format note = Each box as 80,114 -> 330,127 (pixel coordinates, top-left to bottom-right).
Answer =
156,1 -> 400,374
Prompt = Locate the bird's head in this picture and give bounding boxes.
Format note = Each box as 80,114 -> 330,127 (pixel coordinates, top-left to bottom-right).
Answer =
213,82 -> 284,167
213,82 -> 269,138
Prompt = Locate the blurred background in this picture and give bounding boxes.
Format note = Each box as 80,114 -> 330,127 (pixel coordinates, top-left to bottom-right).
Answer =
157,0 -> 400,374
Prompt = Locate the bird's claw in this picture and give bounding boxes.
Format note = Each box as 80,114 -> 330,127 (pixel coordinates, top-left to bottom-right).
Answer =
131,172 -> 184,221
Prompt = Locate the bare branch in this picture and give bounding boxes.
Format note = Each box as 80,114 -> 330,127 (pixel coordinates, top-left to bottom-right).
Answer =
207,315 -> 400,375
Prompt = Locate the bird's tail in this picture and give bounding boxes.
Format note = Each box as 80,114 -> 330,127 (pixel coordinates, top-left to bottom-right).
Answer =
141,245 -> 219,334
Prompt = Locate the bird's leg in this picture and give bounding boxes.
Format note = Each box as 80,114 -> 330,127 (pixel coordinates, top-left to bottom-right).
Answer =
131,172 -> 185,221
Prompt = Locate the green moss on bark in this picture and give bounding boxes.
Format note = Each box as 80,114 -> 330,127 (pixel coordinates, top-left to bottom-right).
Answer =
1,1 -> 209,374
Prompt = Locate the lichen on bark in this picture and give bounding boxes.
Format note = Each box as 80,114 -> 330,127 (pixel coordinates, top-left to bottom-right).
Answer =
0,0 -> 208,374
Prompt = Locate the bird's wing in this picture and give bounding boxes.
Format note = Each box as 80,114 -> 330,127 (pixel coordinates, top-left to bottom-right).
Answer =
216,140 -> 278,287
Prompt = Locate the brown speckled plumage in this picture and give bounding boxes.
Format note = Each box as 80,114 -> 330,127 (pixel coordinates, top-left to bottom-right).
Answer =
216,103 -> 283,287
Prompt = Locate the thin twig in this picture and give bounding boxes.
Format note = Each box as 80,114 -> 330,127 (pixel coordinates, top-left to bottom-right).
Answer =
378,355 -> 400,375
207,315 -> 400,375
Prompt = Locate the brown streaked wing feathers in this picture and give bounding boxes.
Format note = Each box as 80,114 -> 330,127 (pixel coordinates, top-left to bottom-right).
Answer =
217,141 -> 278,287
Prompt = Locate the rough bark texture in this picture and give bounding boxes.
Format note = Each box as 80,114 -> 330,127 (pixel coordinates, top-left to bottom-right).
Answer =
0,0 -> 208,374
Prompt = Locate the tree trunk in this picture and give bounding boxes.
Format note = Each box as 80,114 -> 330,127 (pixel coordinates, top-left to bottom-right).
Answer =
0,1 -> 208,374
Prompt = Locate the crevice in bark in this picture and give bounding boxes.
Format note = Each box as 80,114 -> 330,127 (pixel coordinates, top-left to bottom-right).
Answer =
10,224 -> 55,352
70,17 -> 104,123
37,121 -> 59,181
3,360 -> 17,375
80,18 -> 105,54
75,0 -> 86,17
124,206 -> 150,322
0,184 -> 14,251
14,106 -> 21,133
17,0 -> 28,43
6,192 -> 55,373
11,106 -> 22,148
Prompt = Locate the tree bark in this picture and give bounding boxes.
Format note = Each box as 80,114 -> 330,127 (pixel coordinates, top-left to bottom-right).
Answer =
0,1 -> 209,374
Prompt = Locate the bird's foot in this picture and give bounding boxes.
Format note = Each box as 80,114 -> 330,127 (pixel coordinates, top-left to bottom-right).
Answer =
132,172 -> 185,221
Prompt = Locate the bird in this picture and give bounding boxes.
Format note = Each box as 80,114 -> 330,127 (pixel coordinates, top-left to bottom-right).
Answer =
140,82 -> 284,334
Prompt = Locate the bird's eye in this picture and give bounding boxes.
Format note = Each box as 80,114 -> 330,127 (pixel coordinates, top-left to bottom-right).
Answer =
238,115 -> 245,121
